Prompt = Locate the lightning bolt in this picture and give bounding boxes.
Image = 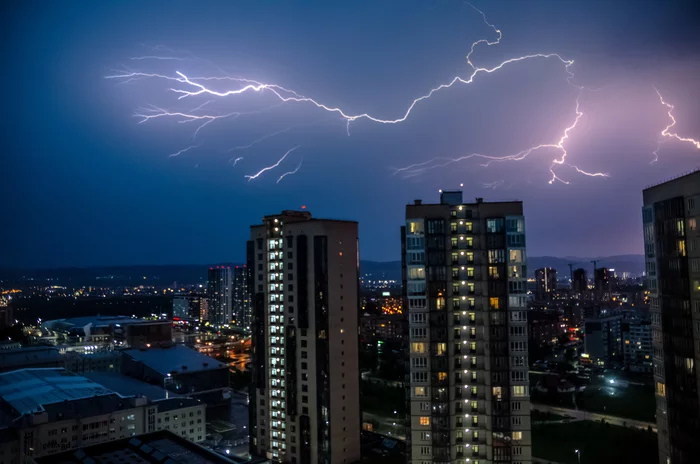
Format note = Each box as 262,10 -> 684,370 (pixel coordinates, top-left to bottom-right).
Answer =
654,86 -> 700,150
481,180 -> 504,189
245,146 -> 300,181
231,157 -> 244,167
276,159 -> 303,184
109,3 -> 610,184
168,144 -> 199,158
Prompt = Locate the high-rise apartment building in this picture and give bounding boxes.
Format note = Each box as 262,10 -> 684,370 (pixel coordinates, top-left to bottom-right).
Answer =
572,268 -> 587,294
233,265 -> 252,329
248,210 -> 361,464
642,169 -> 700,464
534,267 -> 557,302
594,268 -> 611,301
207,266 -> 232,326
402,192 -> 531,463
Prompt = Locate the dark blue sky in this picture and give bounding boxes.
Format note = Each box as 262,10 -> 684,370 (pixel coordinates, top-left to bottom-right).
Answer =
2,0 -> 699,268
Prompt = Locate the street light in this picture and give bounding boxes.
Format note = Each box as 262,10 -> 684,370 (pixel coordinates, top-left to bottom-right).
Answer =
575,449 -> 581,464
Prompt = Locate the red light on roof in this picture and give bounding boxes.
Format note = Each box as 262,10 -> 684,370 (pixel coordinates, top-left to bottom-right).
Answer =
301,205 -> 306,209
235,266 -> 239,268
209,267 -> 213,270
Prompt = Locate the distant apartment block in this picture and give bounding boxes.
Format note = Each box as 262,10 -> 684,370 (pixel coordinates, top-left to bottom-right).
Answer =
207,266 -> 233,326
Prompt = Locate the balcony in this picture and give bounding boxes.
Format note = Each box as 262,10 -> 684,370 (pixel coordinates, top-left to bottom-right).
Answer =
456,452 -> 464,458
456,436 -> 464,444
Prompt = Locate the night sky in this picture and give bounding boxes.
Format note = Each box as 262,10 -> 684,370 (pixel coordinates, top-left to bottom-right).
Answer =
3,0 -> 700,268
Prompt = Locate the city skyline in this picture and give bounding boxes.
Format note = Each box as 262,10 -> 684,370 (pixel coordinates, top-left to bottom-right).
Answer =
4,1 -> 700,267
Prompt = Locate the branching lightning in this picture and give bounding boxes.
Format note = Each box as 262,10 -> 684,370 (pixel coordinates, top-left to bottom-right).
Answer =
245,146 -> 300,181
168,144 -> 199,158
276,159 -> 303,184
109,3 -> 614,184
654,86 -> 700,150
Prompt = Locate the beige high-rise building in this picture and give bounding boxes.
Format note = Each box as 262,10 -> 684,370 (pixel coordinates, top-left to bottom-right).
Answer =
403,191 -> 532,463
248,210 -> 361,464
642,169 -> 700,464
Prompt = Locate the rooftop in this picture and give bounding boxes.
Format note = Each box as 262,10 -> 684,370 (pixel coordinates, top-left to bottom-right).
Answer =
82,371 -> 178,401
0,368 -> 114,415
44,315 -> 150,331
0,346 -> 62,372
123,345 -> 228,376
34,430 -> 252,464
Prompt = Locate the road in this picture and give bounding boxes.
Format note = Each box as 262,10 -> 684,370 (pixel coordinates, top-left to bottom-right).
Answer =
532,403 -> 657,432
362,411 -> 406,440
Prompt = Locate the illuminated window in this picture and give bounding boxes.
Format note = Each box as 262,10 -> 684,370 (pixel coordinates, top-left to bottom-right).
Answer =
489,297 -> 500,310
414,387 -> 427,397
408,221 -> 424,234
419,417 -> 430,426
436,343 -> 447,356
411,343 -> 427,353
492,386 -> 502,399
512,431 -> 523,440
656,382 -> 666,397
438,372 -> 447,381
690,218 -> 697,231
678,240 -> 687,257
512,386 -> 527,397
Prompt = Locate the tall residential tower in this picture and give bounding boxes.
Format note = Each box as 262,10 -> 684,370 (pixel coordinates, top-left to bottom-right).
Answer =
233,265 -> 252,329
248,210 -> 361,464
403,191 -> 531,463
207,266 -> 232,326
642,169 -> 700,464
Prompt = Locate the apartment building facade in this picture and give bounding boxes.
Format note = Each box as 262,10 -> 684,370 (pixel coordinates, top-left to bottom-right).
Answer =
403,192 -> 531,463
248,210 -> 361,464
642,170 -> 700,464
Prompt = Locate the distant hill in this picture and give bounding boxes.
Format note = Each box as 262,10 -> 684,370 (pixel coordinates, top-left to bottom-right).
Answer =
0,255 -> 644,286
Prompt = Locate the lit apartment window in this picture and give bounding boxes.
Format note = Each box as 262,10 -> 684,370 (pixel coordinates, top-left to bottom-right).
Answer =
513,386 -> 527,397
414,387 -> 427,397
513,431 -> 523,440
419,417 -> 430,426
411,343 -> 427,353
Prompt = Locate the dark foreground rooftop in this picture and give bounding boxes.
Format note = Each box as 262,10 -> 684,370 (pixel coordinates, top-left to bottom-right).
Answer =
33,429 -> 267,464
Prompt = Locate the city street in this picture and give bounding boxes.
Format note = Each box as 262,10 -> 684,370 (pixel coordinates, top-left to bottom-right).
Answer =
532,403 -> 657,432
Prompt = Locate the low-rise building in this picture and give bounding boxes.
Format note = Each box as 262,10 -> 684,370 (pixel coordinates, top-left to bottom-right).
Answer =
122,345 -> 231,405
0,368 -> 206,462
0,346 -> 64,373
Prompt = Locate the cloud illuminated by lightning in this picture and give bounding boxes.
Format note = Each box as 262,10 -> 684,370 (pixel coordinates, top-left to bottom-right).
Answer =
108,3 -> 611,184
245,146 -> 300,181
654,86 -> 700,150
276,159 -> 303,184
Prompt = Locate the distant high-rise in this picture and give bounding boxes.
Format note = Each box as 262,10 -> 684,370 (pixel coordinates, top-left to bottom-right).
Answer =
594,267 -> 611,301
248,210 -> 361,464
572,268 -> 587,294
232,265 -> 252,329
207,266 -> 232,326
172,293 -> 205,320
642,169 -> 700,464
403,192 -> 531,463
534,267 -> 557,301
